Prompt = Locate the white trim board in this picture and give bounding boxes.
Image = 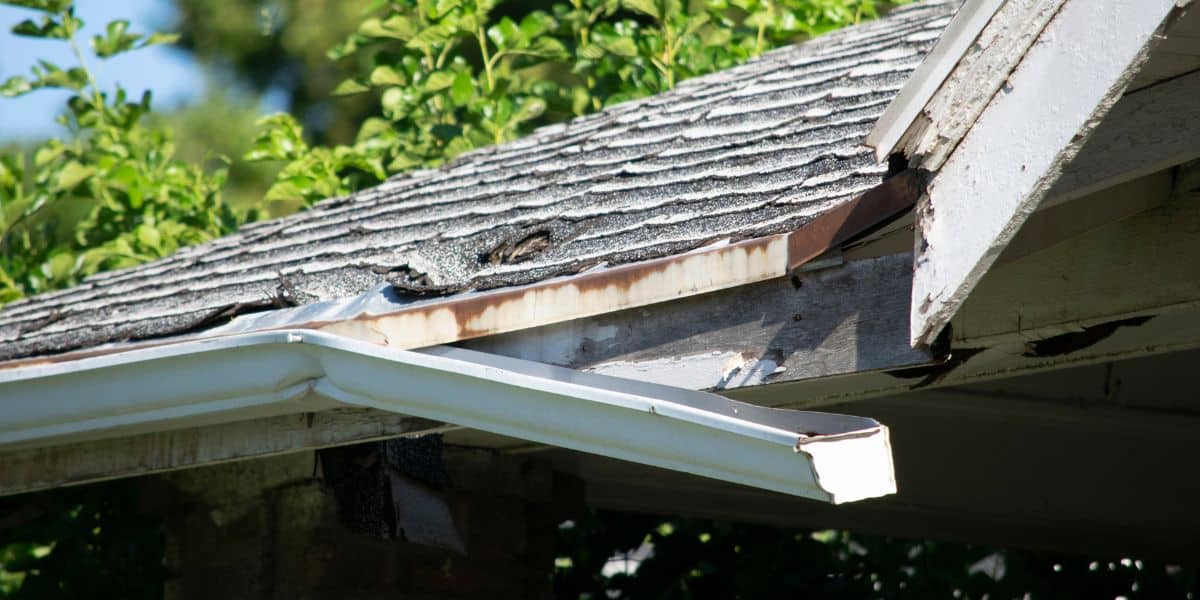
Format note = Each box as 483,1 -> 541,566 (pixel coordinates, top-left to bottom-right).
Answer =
909,0 -> 1188,346
866,0 -> 1007,161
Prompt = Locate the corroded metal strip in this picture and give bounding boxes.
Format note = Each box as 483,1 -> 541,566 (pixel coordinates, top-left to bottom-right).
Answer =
785,169 -> 924,271
318,235 -> 791,347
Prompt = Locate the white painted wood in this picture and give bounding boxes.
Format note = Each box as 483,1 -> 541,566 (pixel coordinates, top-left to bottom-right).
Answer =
910,0 -> 1183,346
866,0 -> 1007,160
1046,70 -> 1200,205
895,0 -> 1068,169
951,164 -> 1200,345
0,407 -> 450,496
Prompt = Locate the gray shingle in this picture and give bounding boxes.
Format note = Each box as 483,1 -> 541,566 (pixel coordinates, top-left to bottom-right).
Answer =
0,0 -> 957,360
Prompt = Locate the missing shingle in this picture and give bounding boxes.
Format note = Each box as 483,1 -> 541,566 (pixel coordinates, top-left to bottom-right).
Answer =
484,230 -> 552,266
377,264 -> 465,296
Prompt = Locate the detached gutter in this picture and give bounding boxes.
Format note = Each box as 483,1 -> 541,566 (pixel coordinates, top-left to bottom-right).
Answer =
0,330 -> 895,504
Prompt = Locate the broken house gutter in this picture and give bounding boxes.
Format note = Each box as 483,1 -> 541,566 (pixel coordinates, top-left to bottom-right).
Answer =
0,330 -> 896,504
0,171 -> 921,503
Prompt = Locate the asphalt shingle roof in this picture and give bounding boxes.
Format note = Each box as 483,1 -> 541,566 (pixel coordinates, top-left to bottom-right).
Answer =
0,0 -> 957,361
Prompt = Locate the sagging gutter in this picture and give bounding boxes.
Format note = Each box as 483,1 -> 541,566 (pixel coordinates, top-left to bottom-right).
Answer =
0,330 -> 895,504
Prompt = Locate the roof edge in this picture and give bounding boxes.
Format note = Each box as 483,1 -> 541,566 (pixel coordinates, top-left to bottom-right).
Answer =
3,170 -> 924,369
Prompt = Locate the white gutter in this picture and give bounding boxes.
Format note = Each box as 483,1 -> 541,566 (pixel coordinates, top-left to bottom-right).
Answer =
0,330 -> 895,504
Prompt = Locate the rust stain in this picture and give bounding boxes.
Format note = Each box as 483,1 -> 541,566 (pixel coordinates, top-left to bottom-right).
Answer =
786,168 -> 924,271
3,172 -> 923,369
323,234 -> 789,348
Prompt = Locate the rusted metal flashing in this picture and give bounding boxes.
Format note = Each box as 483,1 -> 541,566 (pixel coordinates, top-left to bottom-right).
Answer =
786,169 -> 925,271
0,172 -> 922,369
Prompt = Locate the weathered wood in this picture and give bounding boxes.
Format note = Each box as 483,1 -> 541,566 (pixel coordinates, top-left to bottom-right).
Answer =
893,0 -> 1068,169
1048,70 -> 1200,205
865,0 -> 1006,160
910,0 -> 1184,346
953,162 -> 1200,345
465,252 -> 929,391
0,407 -> 451,497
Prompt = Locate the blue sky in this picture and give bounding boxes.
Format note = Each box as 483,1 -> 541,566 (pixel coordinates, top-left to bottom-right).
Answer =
0,0 -> 203,141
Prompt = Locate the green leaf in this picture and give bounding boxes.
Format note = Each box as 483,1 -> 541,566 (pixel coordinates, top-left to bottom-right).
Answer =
621,0 -> 660,19
519,12 -> 553,41
514,97 -> 547,123
0,0 -> 72,13
368,65 -> 407,87
91,20 -> 143,58
141,31 -> 180,47
359,15 -> 416,40
33,142 -> 64,166
54,161 -> 94,191
529,36 -> 568,58
332,77 -> 370,95
596,35 -> 637,57
406,22 -> 455,52
487,17 -> 520,48
30,60 -> 87,90
423,70 -> 455,93
0,75 -> 33,97
11,16 -> 68,39
430,123 -> 462,142
450,70 -> 474,106
134,224 -> 161,251
380,87 -> 411,119
244,114 -> 308,162
327,34 -> 364,60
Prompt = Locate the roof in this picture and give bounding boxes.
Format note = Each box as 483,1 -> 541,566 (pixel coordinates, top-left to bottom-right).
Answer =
0,0 -> 958,361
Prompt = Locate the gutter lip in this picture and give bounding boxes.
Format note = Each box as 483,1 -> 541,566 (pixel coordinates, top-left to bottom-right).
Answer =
1,170 -> 924,371
0,329 -> 896,503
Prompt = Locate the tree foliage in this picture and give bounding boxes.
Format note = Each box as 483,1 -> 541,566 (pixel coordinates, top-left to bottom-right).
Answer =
553,511 -> 1200,598
0,0 -> 257,302
3,0 -> 1199,598
242,0 -> 903,206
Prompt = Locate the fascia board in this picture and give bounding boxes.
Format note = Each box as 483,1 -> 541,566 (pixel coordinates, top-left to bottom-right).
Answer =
865,0 -> 1007,160
909,0 -> 1187,345
0,330 -> 895,504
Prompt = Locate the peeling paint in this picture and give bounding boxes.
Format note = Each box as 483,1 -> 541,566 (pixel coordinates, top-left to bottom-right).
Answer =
585,352 -> 782,391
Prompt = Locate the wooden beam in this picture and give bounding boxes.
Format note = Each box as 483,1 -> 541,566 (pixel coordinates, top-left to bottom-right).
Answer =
910,0 -> 1184,346
952,163 -> 1200,346
465,251 -> 929,391
0,407 -> 451,497
1047,70 -> 1200,205
887,0 -> 1068,169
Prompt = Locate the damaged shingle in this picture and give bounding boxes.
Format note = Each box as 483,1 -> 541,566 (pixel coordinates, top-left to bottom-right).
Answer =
484,230 -> 553,266
0,0 -> 960,361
